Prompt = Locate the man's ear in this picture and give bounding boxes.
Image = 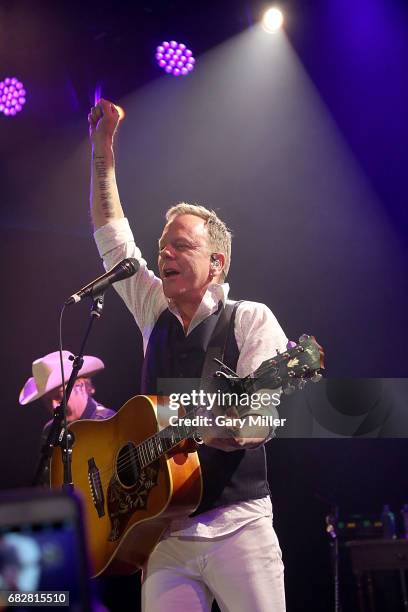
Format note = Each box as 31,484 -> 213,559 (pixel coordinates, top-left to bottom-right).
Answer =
210,253 -> 225,273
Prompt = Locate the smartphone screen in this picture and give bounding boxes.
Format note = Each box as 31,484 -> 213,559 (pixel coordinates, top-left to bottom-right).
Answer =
0,489 -> 92,611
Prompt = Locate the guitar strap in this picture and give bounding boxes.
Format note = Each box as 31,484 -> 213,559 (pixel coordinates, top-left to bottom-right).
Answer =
200,299 -> 243,388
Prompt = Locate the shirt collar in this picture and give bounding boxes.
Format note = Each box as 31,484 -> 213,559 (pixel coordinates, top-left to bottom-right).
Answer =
168,283 -> 230,335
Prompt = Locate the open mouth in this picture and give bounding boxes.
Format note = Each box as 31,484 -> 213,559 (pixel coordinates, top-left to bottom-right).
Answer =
163,269 -> 180,278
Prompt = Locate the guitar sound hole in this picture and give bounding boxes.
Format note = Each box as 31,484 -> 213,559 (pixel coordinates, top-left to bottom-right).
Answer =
117,443 -> 140,487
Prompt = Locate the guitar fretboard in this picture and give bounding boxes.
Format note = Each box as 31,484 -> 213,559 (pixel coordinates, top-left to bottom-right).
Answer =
134,404 -> 201,470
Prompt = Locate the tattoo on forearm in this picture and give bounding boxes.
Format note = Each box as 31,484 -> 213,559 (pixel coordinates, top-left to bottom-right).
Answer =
93,156 -> 115,219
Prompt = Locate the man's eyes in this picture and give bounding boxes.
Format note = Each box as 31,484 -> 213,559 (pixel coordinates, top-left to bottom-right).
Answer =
174,242 -> 191,250
159,242 -> 191,252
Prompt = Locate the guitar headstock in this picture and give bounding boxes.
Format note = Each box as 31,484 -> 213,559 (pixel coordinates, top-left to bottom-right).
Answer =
247,334 -> 325,394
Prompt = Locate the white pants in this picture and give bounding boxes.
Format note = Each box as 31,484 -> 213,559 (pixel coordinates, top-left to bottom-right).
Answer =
141,517 -> 286,612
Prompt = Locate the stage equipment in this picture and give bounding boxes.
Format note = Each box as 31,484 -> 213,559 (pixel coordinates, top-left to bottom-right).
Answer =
155,40 -> 195,76
0,77 -> 26,116
262,7 -> 284,33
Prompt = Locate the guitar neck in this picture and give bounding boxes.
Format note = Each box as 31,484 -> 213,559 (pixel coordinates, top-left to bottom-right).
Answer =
135,403 -> 202,470
135,335 -> 324,469
135,371 -> 281,470
135,367 -> 286,469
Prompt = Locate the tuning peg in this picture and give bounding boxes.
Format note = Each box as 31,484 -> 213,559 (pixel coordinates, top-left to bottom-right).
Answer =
311,372 -> 323,383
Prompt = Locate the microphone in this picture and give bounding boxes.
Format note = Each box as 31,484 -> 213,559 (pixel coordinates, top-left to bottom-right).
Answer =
65,258 -> 139,305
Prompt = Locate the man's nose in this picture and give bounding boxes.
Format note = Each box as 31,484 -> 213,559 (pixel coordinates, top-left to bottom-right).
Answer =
161,245 -> 176,259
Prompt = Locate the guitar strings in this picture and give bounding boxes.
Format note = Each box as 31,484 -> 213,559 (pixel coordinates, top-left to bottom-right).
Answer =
89,424 -> 187,485
104,400 -> 205,476
89,433 -> 187,493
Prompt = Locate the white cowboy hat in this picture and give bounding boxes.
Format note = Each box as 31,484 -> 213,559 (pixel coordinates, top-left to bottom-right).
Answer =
19,350 -> 104,405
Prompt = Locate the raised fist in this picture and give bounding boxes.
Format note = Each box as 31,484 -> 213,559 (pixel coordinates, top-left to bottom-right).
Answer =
88,98 -> 120,146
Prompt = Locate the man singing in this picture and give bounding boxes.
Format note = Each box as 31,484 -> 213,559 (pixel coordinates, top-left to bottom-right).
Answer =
89,99 -> 287,612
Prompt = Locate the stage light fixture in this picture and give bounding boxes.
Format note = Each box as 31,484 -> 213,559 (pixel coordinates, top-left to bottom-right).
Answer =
262,7 -> 284,33
0,77 -> 26,116
155,41 -> 195,76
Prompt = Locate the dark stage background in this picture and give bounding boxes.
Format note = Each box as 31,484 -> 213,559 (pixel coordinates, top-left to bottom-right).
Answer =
1,1 -> 407,610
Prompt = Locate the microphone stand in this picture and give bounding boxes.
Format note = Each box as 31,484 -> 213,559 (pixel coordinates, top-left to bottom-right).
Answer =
33,294 -> 105,489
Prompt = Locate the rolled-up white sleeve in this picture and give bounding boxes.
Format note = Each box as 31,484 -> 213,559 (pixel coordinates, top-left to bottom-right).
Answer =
232,301 -> 288,444
94,218 -> 167,350
235,301 -> 288,378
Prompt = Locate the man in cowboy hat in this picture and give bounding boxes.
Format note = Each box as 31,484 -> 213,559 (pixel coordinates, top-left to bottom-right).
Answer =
19,350 -> 114,423
20,350 -> 115,486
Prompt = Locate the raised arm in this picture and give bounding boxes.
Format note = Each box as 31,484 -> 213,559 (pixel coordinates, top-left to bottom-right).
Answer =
90,99 -> 167,340
89,99 -> 124,229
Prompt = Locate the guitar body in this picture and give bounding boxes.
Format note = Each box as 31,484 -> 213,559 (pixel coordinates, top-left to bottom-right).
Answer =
50,395 -> 202,577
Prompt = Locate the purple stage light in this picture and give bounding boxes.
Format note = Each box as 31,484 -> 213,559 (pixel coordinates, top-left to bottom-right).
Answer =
155,41 -> 195,76
0,77 -> 26,116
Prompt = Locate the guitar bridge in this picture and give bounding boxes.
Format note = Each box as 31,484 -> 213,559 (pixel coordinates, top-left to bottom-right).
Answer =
88,457 -> 105,518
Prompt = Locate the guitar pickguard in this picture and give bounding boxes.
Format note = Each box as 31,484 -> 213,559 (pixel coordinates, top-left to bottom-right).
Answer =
107,461 -> 160,541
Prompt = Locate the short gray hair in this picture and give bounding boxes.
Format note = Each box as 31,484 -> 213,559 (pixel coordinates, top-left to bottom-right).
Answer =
165,202 -> 232,279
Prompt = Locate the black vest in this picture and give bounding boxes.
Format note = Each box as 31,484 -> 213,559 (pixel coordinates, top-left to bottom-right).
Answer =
141,303 -> 270,515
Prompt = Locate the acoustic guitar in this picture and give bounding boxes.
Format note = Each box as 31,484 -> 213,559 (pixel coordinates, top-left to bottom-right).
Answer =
50,334 -> 324,577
